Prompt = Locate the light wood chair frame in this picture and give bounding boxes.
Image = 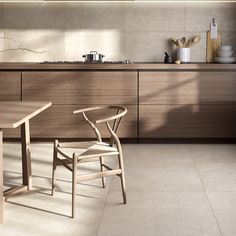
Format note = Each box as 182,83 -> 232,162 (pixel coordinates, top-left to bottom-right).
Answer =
51,105 -> 127,218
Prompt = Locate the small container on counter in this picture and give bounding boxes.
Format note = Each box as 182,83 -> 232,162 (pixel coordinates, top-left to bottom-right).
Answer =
177,48 -> 190,63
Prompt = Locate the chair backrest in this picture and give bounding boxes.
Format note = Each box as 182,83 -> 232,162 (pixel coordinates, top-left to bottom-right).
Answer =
73,106 -> 127,150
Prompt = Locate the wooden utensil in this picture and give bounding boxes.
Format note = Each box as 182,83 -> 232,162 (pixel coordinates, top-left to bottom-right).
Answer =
177,39 -> 183,48
181,37 -> 186,47
169,38 -> 179,47
188,35 -> 201,48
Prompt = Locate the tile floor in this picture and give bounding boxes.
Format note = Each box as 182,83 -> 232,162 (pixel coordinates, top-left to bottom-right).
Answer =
1,143 -> 236,236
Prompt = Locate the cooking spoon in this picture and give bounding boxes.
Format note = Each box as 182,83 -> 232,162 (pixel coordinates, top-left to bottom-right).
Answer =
189,35 -> 201,48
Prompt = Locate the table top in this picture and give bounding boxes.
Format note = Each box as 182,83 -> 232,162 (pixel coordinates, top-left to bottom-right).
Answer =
0,101 -> 52,128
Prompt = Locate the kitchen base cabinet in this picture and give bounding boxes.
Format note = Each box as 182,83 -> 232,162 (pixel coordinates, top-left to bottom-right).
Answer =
22,71 -> 138,139
0,72 -> 21,138
139,71 -> 236,105
29,105 -> 137,139
22,71 -> 137,105
139,105 -> 236,138
139,71 -> 236,139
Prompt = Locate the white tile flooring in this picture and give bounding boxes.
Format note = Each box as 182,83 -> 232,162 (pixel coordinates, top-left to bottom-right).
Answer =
1,143 -> 236,236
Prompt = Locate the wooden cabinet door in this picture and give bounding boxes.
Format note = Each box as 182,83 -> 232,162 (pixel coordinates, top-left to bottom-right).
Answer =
29,105 -> 137,138
22,71 -> 138,139
140,104 -> 236,138
140,71 -> 236,104
0,72 -> 21,101
139,71 -> 236,138
0,72 -> 21,138
22,71 -> 137,105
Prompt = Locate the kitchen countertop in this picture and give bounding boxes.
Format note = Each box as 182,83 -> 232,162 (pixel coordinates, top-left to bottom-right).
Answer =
0,62 -> 235,71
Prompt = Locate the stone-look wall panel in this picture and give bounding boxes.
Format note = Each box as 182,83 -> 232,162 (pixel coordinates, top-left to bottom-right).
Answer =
0,2 -> 235,62
3,3 -> 65,62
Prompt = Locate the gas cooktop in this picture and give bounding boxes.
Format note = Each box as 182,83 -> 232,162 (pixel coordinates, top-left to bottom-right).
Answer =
40,61 -> 130,64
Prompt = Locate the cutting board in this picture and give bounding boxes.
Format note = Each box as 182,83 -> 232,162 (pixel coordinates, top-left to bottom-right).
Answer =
206,19 -> 222,63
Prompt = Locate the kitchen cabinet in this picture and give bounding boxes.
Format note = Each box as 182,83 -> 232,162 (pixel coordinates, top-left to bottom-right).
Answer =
140,104 -> 236,138
0,72 -> 21,101
22,71 -> 138,139
0,63 -> 236,140
0,72 -> 21,137
139,71 -> 236,138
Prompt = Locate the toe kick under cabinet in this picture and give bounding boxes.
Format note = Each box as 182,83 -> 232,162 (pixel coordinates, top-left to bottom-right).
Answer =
22,71 -> 138,139
139,71 -> 236,138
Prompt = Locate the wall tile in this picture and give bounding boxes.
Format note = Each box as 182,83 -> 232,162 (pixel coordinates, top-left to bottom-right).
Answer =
186,3 -> 236,32
65,30 -> 125,61
3,3 -> 65,30
65,3 -> 125,30
3,3 -> 65,62
221,32 -> 236,53
185,32 -> 207,62
125,2 -> 185,32
0,2 -> 236,62
4,30 -> 65,62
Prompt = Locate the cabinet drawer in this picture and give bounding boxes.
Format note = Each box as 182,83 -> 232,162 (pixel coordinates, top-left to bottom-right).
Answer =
29,105 -> 137,139
22,71 -> 137,105
139,104 -> 236,138
140,71 -> 236,105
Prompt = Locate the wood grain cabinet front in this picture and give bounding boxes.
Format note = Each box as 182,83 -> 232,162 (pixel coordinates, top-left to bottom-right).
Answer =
140,71 -> 236,105
22,71 -> 137,105
0,72 -> 21,137
22,71 -> 138,139
0,72 -> 21,101
139,71 -> 236,138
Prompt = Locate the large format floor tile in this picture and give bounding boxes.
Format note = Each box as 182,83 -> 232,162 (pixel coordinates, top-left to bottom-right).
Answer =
1,143 -> 115,236
2,143 -> 236,236
122,144 -> 203,192
207,191 -> 236,236
98,189 -> 221,236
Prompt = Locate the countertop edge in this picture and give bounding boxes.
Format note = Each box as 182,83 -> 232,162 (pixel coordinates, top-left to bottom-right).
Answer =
0,63 -> 235,70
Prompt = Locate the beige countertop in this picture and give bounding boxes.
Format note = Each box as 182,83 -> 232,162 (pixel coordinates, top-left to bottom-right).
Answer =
0,62 -> 235,70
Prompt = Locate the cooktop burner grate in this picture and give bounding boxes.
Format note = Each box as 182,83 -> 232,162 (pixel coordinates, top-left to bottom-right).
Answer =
40,61 -> 130,64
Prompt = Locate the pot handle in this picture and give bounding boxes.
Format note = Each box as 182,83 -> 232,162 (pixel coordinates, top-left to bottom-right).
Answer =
90,51 -> 98,55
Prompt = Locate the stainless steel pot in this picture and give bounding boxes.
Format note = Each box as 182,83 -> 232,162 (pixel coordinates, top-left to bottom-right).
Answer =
82,51 -> 105,63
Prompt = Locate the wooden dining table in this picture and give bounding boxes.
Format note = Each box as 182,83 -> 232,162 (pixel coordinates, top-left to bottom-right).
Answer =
0,101 -> 52,223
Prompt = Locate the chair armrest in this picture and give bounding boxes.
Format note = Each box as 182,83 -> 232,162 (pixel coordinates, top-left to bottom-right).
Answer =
73,106 -> 101,114
95,106 -> 127,124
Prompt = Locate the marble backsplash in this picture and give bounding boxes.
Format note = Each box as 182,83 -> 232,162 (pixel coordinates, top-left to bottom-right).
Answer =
0,2 -> 235,62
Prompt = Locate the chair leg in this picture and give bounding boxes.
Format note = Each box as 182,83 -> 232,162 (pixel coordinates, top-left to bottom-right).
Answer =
72,154 -> 78,218
51,141 -> 58,196
118,153 -> 127,204
99,156 -> 105,188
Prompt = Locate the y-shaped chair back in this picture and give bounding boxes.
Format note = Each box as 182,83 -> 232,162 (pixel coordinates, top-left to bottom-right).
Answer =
73,106 -> 127,149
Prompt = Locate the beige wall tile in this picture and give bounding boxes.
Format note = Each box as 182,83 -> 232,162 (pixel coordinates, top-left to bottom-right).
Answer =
4,30 -> 65,62
186,3 -> 236,32
125,2 -> 185,32
221,32 -> 236,54
65,30 -> 125,61
125,32 -> 188,62
0,2 -> 235,62
65,3 -> 125,30
3,3 -> 65,30
3,3 -> 65,62
185,32 -> 207,62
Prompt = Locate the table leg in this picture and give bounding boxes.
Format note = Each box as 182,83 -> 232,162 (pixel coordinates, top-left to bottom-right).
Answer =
21,120 -> 32,190
0,130 -> 3,223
